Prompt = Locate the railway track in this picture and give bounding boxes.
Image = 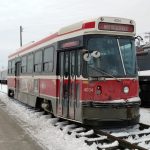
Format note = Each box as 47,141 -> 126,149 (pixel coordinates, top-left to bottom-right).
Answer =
0,90 -> 150,149
56,120 -> 150,150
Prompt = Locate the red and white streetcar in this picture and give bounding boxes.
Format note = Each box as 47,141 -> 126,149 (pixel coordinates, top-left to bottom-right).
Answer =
8,16 -> 140,127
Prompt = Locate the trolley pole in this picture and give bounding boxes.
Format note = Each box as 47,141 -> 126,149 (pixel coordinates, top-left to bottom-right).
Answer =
20,26 -> 23,47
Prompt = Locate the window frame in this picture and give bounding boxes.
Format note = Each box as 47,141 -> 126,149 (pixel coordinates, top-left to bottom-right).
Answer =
43,46 -> 54,72
21,55 -> 27,74
34,49 -> 43,73
27,53 -> 34,74
11,59 -> 16,74
8,60 -> 12,74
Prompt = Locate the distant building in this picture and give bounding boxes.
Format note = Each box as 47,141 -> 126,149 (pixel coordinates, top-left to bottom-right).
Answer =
136,42 -> 150,53
143,42 -> 150,51
136,45 -> 144,52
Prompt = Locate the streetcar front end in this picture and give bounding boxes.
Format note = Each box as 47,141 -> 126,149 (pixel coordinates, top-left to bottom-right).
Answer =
80,17 -> 140,128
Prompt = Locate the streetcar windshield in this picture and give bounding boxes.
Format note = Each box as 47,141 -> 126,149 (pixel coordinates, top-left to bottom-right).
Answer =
85,35 -> 137,77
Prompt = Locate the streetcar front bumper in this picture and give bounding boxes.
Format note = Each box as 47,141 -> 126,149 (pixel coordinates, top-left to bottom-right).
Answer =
81,97 -> 141,128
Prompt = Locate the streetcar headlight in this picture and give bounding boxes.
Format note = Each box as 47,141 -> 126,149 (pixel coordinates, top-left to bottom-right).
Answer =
96,86 -> 102,95
123,86 -> 129,94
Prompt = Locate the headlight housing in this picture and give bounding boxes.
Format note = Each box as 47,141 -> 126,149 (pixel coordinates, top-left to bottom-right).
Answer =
123,86 -> 129,94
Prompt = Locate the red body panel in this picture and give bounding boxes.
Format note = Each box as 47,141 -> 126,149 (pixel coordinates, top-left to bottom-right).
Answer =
8,76 -> 139,102
7,78 -> 16,88
39,79 -> 58,97
81,79 -> 139,102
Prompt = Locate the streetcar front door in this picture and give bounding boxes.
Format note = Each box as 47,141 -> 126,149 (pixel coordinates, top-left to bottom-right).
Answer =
68,51 -> 76,119
58,51 -> 78,120
62,51 -> 70,118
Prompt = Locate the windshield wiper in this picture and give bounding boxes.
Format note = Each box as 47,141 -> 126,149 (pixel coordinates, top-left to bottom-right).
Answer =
89,65 -> 121,82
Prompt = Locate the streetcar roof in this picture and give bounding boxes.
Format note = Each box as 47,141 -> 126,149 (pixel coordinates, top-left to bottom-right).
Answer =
8,16 -> 135,59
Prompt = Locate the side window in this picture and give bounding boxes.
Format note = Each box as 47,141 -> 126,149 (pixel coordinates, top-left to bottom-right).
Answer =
34,50 -> 42,72
27,53 -> 33,73
43,47 -> 54,72
12,60 -> 15,74
8,61 -> 12,74
21,56 -> 27,73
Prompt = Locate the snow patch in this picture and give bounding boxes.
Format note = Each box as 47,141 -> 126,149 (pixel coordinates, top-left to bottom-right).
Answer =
0,86 -> 97,150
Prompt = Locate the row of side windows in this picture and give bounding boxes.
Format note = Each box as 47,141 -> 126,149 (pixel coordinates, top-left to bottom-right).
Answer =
8,46 -> 54,74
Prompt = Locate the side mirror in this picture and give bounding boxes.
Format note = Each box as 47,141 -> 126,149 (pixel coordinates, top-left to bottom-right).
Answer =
91,51 -> 101,58
83,53 -> 91,61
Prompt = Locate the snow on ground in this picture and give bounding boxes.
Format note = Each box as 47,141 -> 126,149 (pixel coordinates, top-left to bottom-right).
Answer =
140,108 -> 150,125
0,85 -> 97,150
0,84 -> 150,150
0,84 -> 7,93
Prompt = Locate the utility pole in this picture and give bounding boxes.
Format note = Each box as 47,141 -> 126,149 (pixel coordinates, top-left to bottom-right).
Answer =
145,32 -> 150,43
20,26 -> 23,47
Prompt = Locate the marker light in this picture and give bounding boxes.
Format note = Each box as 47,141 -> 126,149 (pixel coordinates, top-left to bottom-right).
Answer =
82,22 -> 95,29
123,86 -> 129,94
99,22 -> 134,32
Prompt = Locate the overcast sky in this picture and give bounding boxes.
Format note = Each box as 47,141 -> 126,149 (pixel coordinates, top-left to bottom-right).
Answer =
0,0 -> 150,68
